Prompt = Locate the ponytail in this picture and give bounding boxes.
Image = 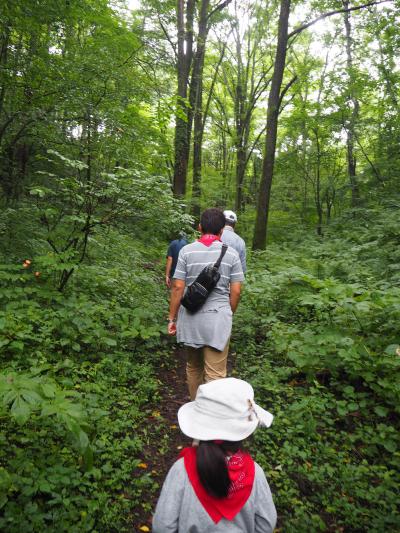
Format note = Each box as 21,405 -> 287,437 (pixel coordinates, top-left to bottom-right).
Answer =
196,441 -> 242,499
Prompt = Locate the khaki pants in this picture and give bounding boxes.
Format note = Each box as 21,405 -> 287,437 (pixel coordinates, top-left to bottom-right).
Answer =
185,341 -> 229,401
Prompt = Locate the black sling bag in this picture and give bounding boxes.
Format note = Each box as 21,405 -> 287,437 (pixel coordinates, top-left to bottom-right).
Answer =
181,244 -> 228,313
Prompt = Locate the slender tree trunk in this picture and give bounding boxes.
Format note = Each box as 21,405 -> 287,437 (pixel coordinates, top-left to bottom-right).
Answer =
325,190 -> 334,223
343,0 -> 360,207
314,129 -> 323,236
191,63 -> 204,220
253,0 -> 290,250
0,26 -> 10,120
235,146 -> 246,211
192,32 -> 226,219
234,23 -> 245,212
232,16 -> 264,213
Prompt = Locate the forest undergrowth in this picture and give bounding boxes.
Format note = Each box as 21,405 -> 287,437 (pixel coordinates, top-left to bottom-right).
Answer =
1,201 -> 399,532
2,1 -> 400,531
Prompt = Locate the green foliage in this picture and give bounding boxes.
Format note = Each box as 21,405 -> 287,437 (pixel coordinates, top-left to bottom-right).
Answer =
1,0 -> 400,530
0,369 -> 90,454
0,214 -> 170,530
0,354 -> 160,532
234,203 -> 400,531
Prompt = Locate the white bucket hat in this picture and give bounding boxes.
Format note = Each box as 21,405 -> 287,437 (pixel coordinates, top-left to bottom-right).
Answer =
223,210 -> 237,224
178,378 -> 273,441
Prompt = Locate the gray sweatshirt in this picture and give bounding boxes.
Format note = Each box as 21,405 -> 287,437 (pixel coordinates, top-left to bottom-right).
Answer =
221,226 -> 247,273
152,458 -> 277,533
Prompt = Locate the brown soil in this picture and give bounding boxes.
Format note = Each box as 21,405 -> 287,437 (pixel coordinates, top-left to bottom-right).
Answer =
130,346 -> 192,531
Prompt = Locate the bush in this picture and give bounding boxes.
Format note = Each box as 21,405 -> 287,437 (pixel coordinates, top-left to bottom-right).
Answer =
233,203 -> 400,531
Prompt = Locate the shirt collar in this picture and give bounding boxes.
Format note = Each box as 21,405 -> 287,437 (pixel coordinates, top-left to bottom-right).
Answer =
224,226 -> 234,232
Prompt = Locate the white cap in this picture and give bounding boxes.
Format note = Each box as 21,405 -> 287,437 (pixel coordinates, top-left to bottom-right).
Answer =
177,378 -> 273,441
223,210 -> 237,224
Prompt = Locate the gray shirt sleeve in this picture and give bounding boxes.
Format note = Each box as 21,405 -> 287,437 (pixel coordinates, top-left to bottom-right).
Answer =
230,255 -> 245,283
152,459 -> 185,533
239,241 -> 247,273
254,464 -> 277,533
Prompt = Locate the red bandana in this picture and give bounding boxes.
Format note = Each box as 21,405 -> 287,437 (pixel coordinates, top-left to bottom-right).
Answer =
179,447 -> 255,523
198,234 -> 221,247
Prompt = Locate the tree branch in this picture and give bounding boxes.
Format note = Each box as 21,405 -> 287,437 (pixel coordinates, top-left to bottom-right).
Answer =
278,75 -> 298,108
245,125 -> 267,167
207,0 -> 233,21
202,40 -> 228,133
288,0 -> 392,39
157,14 -> 177,60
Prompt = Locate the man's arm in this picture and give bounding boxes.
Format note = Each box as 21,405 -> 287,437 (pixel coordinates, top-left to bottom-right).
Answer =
168,279 -> 186,335
165,256 -> 173,287
240,242 -> 247,273
230,281 -> 242,313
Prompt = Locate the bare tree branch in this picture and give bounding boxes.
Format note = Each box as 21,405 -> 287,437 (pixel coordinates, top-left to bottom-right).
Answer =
278,75 -> 298,108
207,0 -> 233,21
246,125 -> 267,167
157,13 -> 177,60
202,40 -> 229,133
288,0 -> 393,39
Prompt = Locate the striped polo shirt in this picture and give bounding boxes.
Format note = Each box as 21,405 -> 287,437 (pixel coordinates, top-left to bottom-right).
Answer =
173,240 -> 244,304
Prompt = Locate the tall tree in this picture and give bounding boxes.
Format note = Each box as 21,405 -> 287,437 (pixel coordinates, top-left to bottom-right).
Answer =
253,0 -> 291,250
230,3 -> 272,212
192,39 -> 227,219
172,0 -> 232,197
252,0 -> 390,249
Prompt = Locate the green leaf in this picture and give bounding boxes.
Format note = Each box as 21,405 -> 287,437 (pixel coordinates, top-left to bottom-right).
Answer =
41,383 -> 57,398
10,341 -> 24,352
374,406 -> 388,417
383,440 -> 397,452
103,338 -> 117,346
10,397 -> 31,424
21,389 -> 42,405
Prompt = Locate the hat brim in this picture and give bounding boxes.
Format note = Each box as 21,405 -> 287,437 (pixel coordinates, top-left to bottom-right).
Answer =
253,404 -> 274,428
178,401 -> 260,441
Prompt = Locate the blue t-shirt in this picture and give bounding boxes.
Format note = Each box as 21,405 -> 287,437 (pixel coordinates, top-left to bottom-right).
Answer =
167,239 -> 187,277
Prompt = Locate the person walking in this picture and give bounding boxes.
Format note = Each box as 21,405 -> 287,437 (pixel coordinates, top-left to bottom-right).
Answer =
152,377 -> 277,533
221,210 -> 247,273
168,208 -> 244,400
165,232 -> 188,288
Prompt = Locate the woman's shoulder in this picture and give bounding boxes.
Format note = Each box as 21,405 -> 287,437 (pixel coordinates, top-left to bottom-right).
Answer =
254,461 -> 265,473
253,461 -> 271,484
166,457 -> 186,479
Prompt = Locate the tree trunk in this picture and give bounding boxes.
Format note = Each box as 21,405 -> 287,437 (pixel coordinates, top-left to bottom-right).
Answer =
235,145 -> 246,211
173,0 -> 231,197
252,0 -> 290,250
173,0 -> 195,196
314,129 -> 323,236
192,28 -> 226,219
233,24 -> 245,212
191,0 -> 210,218
0,25 -> 10,120
343,0 -> 360,207
191,58 -> 205,221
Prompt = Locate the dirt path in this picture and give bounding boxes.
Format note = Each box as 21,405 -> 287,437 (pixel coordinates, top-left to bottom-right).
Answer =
130,346 -> 192,531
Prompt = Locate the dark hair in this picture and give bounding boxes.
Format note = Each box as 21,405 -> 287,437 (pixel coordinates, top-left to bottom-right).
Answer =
196,441 -> 242,499
200,208 -> 226,235
224,219 -> 235,227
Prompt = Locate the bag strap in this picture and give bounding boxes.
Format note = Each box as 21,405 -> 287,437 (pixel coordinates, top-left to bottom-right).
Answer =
213,244 -> 228,270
